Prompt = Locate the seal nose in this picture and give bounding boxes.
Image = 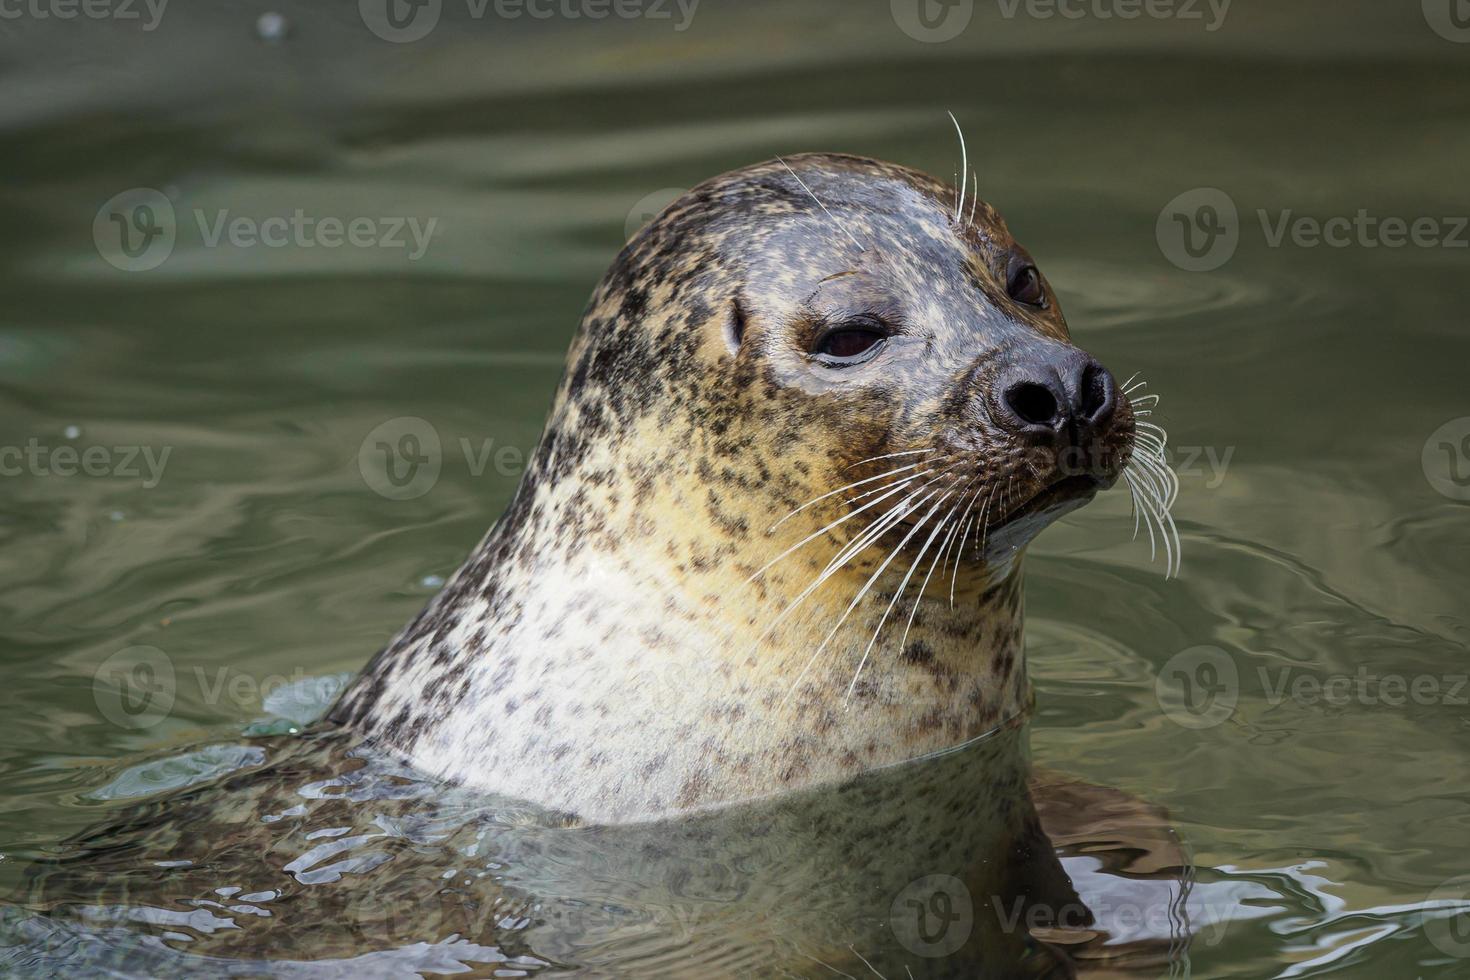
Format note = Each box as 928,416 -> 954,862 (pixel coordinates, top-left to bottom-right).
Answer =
995,349 -> 1118,448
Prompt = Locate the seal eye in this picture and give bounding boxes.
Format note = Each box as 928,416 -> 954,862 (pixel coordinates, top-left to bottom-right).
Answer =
814,324 -> 887,365
1006,261 -> 1046,308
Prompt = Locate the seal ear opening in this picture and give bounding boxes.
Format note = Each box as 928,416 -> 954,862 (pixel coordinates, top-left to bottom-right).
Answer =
724,298 -> 747,355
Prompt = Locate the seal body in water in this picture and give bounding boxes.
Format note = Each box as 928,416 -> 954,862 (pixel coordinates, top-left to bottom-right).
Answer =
329,153 -> 1142,824
6,154 -> 1198,980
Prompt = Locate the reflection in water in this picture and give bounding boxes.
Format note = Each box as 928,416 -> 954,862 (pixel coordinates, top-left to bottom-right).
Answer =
5,723 -> 1200,978
0,1 -> 1467,976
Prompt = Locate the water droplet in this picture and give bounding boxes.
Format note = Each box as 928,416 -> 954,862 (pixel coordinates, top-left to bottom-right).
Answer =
256,11 -> 288,42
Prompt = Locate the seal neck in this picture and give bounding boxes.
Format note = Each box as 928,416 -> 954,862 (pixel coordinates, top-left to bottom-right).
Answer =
336,422 -> 1034,823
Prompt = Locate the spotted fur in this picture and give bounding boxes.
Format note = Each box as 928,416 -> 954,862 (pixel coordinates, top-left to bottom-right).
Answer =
329,154 -> 1135,824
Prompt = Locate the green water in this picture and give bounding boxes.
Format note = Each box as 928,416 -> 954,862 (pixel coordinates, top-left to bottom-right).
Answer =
1,0 -> 1468,976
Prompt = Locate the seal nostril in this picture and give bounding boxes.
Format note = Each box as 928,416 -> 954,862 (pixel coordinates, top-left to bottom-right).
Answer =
1005,382 -> 1060,428
1078,361 -> 1115,424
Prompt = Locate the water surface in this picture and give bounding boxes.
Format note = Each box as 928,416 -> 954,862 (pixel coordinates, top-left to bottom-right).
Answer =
1,1 -> 1468,976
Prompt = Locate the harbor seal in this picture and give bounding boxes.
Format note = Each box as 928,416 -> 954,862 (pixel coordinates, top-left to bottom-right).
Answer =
329,152 -> 1160,825
6,153 -> 1195,979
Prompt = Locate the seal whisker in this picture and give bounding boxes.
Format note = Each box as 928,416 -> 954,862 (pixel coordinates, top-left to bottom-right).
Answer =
1124,471 -> 1159,563
770,460 -> 929,531
800,952 -> 857,979
749,472 -> 931,583
778,481 -> 951,703
1124,462 -> 1180,577
949,483 -> 988,606
947,111 -> 969,224
776,156 -> 866,254
899,502 -> 967,655
1135,420 -> 1170,443
805,467 -> 964,587
843,448 -> 934,471
1129,452 -> 1169,502
844,488 -> 959,700
1126,474 -> 1144,539
847,945 -> 889,980
1132,464 -> 1168,518
814,464 -> 964,577
1130,428 -> 1167,459
978,484 -> 1000,554
935,477 -> 984,603
841,469 -> 939,509
758,467 -> 961,650
938,491 -> 973,585
1142,453 -> 1180,508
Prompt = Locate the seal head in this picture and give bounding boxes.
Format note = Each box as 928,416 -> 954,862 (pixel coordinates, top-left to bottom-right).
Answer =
331,153 -> 1137,823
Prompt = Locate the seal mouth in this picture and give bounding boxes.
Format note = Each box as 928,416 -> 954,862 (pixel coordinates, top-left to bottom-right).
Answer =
990,472 -> 1108,531
883,470 -> 1111,545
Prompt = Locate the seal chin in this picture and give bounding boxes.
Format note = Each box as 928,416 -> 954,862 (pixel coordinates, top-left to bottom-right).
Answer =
997,472 -> 1111,530
977,474 -> 1107,561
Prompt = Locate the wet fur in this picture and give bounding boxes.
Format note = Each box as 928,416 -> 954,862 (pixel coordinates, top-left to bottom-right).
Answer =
329,154 -> 1135,824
